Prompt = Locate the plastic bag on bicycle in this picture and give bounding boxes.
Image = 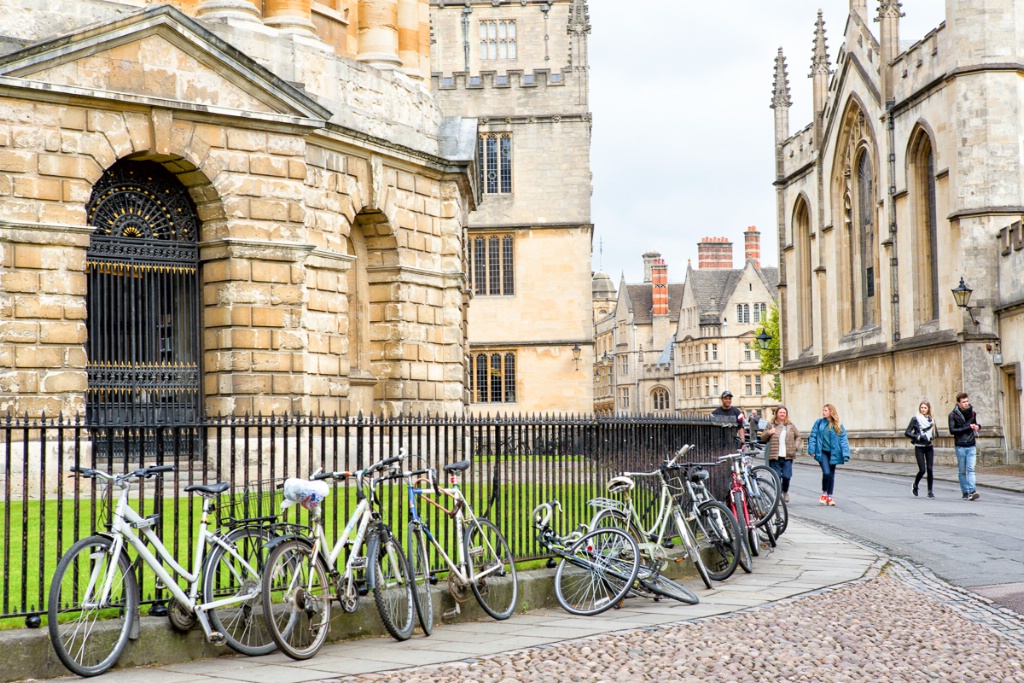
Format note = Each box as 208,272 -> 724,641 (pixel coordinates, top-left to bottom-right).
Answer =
281,479 -> 330,510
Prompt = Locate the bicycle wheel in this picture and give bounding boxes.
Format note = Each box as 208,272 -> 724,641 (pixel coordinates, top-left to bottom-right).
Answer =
748,465 -> 781,527
464,518 -> 518,620
694,500 -> 741,582
737,525 -> 754,572
48,535 -> 139,677
367,526 -> 415,641
591,509 -> 658,571
406,521 -> 434,636
261,539 -> 331,660
772,495 -> 790,538
554,527 -> 640,616
636,570 -> 699,605
203,525 -> 275,656
672,508 -> 712,589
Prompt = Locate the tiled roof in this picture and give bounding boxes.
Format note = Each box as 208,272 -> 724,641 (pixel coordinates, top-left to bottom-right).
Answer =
624,283 -> 685,324
685,262 -> 780,322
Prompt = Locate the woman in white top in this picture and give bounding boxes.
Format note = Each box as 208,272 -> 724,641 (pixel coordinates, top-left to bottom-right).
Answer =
758,406 -> 801,504
905,400 -> 937,498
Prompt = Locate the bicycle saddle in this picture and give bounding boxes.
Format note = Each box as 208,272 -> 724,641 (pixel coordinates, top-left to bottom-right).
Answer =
689,470 -> 709,483
443,460 -> 471,473
606,476 -> 634,493
184,482 -> 230,495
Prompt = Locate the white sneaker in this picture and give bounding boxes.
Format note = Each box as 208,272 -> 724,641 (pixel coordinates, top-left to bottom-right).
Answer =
783,492 -> 790,504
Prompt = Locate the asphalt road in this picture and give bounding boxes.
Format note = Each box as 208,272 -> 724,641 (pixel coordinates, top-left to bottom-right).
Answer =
788,462 -> 1024,613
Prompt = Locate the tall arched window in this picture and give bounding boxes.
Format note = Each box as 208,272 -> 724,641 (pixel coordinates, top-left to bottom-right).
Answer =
910,130 -> 939,324
651,387 -> 670,411
856,151 -> 879,327
794,199 -> 813,350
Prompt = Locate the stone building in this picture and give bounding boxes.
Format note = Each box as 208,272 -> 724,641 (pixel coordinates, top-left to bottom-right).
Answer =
674,230 -> 778,417
591,269 -> 616,413
773,0 -> 1023,463
0,0 -> 477,421
430,0 -> 594,415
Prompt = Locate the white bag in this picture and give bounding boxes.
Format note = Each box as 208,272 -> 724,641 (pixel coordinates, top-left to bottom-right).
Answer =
281,478 -> 330,510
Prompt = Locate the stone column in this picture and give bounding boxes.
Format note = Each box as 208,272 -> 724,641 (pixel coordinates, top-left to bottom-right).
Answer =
397,0 -> 422,79
263,0 -> 317,36
196,0 -> 262,25
357,0 -> 403,71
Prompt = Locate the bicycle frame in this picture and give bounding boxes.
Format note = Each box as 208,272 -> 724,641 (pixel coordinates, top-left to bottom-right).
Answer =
721,454 -> 754,528
97,476 -> 261,641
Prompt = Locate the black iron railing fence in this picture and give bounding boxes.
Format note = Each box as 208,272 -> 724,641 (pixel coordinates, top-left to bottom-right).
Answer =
0,411 -> 736,623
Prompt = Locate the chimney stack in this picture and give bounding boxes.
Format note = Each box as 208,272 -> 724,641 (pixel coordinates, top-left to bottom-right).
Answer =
652,258 -> 668,316
744,226 -> 761,267
697,237 -> 733,269
642,251 -> 661,283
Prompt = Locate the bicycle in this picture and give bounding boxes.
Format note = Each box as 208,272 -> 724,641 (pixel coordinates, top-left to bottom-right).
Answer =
399,455 -> 519,635
532,500 -> 640,616
719,452 -> 777,559
741,440 -> 788,539
588,446 -> 709,595
260,455 -> 414,660
674,460 -> 745,581
48,465 -> 277,677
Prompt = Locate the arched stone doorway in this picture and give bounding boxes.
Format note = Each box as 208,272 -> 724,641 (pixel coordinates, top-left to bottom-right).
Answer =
85,159 -> 202,429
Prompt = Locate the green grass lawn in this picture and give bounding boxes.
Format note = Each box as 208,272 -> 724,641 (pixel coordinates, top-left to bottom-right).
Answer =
0,472 -> 613,628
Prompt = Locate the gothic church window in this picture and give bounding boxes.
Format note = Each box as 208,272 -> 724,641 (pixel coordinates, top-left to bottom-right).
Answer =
857,151 -> 878,327
651,387 -> 670,411
910,129 -> 939,324
470,234 -> 515,295
794,199 -> 813,350
476,133 -> 513,194
480,20 -> 517,60
470,351 -> 517,403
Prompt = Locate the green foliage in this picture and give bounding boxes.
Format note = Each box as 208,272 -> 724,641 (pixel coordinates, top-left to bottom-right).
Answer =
757,302 -> 782,401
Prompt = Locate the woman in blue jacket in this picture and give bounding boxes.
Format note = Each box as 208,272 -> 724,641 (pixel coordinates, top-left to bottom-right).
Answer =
807,403 -> 851,507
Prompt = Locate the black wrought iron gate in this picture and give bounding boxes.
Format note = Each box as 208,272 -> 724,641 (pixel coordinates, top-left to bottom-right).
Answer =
85,160 -> 201,454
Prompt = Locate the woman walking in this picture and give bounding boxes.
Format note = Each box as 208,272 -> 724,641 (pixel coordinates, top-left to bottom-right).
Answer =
758,406 -> 801,504
808,404 -> 850,506
905,401 -> 937,498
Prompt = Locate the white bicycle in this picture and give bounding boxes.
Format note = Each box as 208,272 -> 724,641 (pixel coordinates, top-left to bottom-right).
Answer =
48,465 -> 277,677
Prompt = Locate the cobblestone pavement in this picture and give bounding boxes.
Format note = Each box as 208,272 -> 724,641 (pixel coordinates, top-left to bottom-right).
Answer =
327,559 -> 1024,683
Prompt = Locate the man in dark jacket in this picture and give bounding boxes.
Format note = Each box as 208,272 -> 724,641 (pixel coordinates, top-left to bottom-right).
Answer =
711,390 -> 745,441
948,392 -> 981,500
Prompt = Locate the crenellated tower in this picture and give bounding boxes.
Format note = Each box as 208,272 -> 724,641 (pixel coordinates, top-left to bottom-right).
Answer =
876,0 -> 903,103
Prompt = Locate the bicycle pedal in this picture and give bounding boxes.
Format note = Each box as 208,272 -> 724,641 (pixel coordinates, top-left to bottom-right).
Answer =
661,541 -> 675,549
208,632 -> 226,646
428,573 -> 439,586
357,583 -> 369,596
442,605 -> 461,619
351,557 -> 367,570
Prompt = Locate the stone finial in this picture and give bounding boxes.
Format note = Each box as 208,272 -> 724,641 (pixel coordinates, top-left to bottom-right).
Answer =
810,10 -> 830,77
567,0 -> 591,35
876,0 -> 905,21
771,48 -> 791,110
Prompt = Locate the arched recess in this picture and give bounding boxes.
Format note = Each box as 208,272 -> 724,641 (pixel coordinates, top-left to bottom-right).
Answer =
832,99 -> 881,333
792,196 -> 813,351
85,157 -> 203,431
650,386 -> 671,412
347,209 -> 399,413
908,125 -> 939,326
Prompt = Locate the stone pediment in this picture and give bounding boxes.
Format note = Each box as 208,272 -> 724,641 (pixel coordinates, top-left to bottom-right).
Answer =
0,5 -> 330,122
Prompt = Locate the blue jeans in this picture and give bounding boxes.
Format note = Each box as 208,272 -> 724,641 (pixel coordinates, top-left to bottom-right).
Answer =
955,445 -> 977,495
819,456 -> 837,496
769,458 -> 793,493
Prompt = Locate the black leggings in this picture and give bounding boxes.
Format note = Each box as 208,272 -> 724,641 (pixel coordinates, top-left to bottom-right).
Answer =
914,445 -> 934,492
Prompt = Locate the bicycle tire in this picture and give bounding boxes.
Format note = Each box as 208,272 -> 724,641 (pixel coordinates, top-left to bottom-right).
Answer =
748,465 -> 781,527
554,527 -> 640,616
694,500 -> 741,582
48,535 -> 139,677
406,521 -> 434,636
464,518 -> 518,620
737,526 -> 754,572
590,509 -> 658,570
367,525 -> 415,641
773,495 -> 790,538
636,569 -> 699,605
203,525 -> 275,656
672,508 -> 712,589
261,539 -> 331,660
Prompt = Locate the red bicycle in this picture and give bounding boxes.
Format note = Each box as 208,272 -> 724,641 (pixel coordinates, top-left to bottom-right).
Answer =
719,452 -> 776,569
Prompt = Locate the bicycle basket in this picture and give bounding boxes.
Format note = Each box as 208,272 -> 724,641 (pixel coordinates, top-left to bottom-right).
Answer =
218,478 -> 286,527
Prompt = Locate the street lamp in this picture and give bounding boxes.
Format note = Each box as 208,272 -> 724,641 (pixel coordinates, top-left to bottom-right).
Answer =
572,343 -> 581,371
756,330 -> 772,350
951,277 -> 979,327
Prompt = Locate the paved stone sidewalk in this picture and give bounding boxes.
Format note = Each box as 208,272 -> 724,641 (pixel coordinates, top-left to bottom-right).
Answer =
39,521 -> 877,683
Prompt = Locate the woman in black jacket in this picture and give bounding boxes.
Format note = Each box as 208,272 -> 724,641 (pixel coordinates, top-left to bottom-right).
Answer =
905,401 -> 937,498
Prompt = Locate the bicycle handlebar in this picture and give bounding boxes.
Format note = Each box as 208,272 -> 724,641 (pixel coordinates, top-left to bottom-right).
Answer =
69,464 -> 174,481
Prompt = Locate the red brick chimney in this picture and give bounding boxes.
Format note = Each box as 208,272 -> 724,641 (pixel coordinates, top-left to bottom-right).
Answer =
745,226 -> 761,267
698,237 -> 733,269
652,258 -> 668,315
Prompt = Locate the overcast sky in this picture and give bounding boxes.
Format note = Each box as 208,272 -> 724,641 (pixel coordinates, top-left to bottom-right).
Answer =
587,1 -> 946,286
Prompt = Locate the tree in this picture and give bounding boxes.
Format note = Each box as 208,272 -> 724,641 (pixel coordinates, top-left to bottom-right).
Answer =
757,303 -> 782,401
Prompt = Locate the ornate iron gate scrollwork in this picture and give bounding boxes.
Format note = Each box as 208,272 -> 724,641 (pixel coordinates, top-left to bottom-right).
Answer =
85,160 -> 201,459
